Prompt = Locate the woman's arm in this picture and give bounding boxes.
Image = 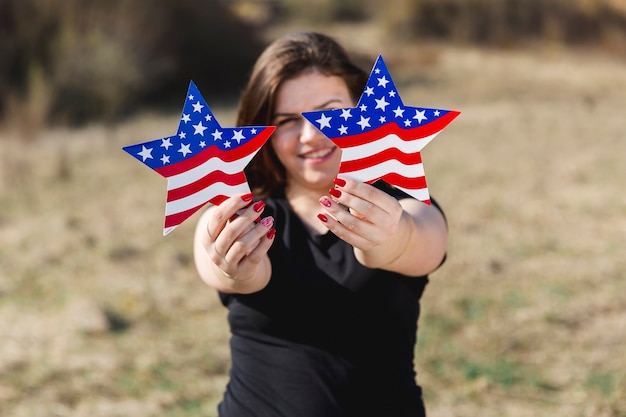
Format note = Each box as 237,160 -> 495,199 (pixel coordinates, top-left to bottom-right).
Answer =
317,178 -> 447,277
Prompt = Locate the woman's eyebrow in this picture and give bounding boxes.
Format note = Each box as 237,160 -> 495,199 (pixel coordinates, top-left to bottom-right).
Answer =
314,99 -> 344,110
273,99 -> 345,118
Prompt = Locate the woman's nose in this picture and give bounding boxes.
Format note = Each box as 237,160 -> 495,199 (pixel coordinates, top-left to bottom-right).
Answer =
300,119 -> 325,143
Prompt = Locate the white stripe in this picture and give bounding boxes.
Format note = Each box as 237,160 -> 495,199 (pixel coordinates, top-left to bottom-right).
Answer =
166,153 -> 256,189
164,181 -> 250,216
341,160 -> 425,183
394,186 -> 431,202
340,131 -> 440,162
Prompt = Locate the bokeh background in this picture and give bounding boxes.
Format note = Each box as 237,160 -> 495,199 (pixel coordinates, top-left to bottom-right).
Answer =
1,0 -> 625,416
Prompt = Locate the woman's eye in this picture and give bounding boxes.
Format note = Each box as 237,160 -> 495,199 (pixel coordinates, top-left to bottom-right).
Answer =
276,117 -> 298,127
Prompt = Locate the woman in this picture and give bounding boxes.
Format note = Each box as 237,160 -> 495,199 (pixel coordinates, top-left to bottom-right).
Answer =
194,31 -> 448,417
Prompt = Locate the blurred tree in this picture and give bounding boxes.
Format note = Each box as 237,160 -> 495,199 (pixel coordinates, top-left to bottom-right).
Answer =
0,0 -> 266,126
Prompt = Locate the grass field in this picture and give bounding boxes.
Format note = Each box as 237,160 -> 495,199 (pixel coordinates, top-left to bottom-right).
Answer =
1,24 -> 625,417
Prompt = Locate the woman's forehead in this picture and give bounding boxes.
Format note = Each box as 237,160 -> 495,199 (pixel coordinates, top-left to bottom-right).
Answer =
274,71 -> 351,113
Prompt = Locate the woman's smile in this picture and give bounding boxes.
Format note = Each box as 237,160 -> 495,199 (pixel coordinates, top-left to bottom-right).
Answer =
299,146 -> 338,162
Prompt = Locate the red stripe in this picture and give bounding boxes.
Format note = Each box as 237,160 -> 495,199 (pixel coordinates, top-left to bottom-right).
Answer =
332,111 -> 459,148
379,173 -> 432,205
166,171 -> 246,202
155,127 -> 275,178
163,194 -> 228,228
339,148 -> 423,173
380,172 -> 427,190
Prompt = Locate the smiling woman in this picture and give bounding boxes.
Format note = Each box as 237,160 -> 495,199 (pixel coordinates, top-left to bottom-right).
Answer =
192,31 -> 449,417
270,71 -> 349,200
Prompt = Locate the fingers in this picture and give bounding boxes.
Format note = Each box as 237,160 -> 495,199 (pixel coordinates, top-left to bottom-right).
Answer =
206,193 -> 256,241
318,178 -> 403,250
318,195 -> 380,249
205,193 -> 276,278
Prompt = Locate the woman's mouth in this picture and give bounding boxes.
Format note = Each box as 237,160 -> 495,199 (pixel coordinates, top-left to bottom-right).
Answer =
300,147 -> 336,160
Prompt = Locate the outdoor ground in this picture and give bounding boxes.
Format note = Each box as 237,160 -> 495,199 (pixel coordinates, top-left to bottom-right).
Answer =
1,23 -> 625,417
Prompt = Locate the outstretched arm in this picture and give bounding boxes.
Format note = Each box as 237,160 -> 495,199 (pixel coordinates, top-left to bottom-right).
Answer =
317,178 -> 447,277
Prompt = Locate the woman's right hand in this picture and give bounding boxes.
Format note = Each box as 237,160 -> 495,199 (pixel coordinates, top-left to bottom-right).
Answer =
194,193 -> 275,294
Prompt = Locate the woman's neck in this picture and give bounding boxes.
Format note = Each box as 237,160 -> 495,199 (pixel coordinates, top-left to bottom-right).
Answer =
285,183 -> 331,235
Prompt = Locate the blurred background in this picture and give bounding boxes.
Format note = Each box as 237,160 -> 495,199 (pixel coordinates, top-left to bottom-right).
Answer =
1,0 -> 625,416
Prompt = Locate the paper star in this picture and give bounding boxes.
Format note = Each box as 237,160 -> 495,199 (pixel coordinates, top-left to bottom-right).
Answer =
123,81 -> 275,235
302,55 -> 460,204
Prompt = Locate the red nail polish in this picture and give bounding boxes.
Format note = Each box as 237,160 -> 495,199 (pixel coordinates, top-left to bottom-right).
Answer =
329,188 -> 341,198
317,213 -> 328,223
253,200 -> 265,212
241,193 -> 254,202
333,178 -> 346,187
266,228 -> 276,239
319,197 -> 332,208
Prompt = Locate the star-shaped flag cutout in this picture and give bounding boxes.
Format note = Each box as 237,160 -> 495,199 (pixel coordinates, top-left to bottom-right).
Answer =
302,55 -> 460,204
123,81 -> 275,235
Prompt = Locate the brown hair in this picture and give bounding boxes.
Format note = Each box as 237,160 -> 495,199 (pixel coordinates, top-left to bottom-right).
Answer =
239,31 -> 368,198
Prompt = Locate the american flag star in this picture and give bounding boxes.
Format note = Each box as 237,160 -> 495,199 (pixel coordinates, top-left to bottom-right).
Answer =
123,81 -> 275,235
302,55 -> 460,204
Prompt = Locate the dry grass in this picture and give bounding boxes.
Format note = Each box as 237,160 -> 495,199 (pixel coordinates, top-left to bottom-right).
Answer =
1,24 -> 626,417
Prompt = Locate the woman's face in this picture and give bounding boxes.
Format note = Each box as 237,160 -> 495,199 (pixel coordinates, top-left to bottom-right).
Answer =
271,70 -> 354,195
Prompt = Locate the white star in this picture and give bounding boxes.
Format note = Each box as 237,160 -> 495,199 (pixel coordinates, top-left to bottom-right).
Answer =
160,154 -> 170,164
375,96 -> 389,111
188,94 -> 194,100
359,104 -> 367,112
379,116 -> 387,123
434,109 -> 440,116
393,106 -> 405,118
212,129 -> 223,140
138,145 -> 153,161
232,130 -> 245,143
199,141 -> 206,148
375,68 -> 381,74
192,101 -> 204,113
178,143 -> 192,157
178,131 -> 186,139
413,109 -> 427,124
193,121 -> 207,136
160,138 -> 172,150
316,113 -> 332,129
340,108 -> 352,121
404,119 -> 412,127
364,86 -> 374,96
377,76 -> 389,88
181,113 -> 191,123
357,116 -> 371,130
251,128 -> 257,134
338,125 -> 348,135
224,141 -> 231,148
389,90 -> 396,98
205,114 -> 212,121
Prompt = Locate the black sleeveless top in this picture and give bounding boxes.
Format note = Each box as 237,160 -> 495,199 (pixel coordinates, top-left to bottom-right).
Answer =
218,185 -> 439,417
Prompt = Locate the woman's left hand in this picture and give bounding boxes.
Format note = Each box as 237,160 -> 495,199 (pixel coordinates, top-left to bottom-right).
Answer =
317,177 -> 405,252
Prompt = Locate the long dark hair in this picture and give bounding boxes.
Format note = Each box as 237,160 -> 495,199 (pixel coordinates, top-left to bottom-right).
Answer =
239,32 -> 368,198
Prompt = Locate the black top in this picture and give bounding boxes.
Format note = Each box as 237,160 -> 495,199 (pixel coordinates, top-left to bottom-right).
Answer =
218,184 -> 439,417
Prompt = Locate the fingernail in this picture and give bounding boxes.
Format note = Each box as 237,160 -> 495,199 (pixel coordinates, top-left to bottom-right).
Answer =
329,188 -> 341,198
260,216 -> 274,227
319,196 -> 332,208
266,228 -> 276,239
333,178 -> 346,187
241,193 -> 254,202
317,213 -> 328,223
253,200 -> 265,212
